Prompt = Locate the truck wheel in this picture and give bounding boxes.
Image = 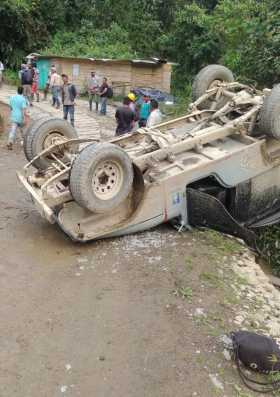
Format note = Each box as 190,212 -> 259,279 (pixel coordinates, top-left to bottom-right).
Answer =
259,85 -> 280,140
24,117 -> 78,169
70,143 -> 134,213
23,116 -> 49,162
192,65 -> 234,109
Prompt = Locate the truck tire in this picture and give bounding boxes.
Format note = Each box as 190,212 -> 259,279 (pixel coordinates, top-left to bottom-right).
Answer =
23,116 -> 49,162
70,143 -> 134,213
259,85 -> 280,140
24,117 -> 78,169
192,65 -> 234,109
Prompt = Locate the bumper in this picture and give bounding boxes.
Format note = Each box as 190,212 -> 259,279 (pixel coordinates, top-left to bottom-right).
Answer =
17,172 -> 56,224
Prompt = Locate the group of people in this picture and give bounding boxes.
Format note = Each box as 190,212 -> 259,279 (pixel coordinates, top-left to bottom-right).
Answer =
87,71 -> 110,115
19,62 -> 40,105
87,70 -> 162,135
7,64 -> 78,149
6,64 -> 163,149
115,93 -> 162,136
43,65 -> 77,126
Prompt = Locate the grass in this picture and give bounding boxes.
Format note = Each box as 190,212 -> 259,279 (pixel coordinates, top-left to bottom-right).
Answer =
199,271 -> 224,289
201,230 -> 241,255
185,257 -> 194,271
234,385 -> 253,397
173,286 -> 193,301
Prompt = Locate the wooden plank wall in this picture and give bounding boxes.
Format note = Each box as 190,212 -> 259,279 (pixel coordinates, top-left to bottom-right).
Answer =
50,58 -> 171,93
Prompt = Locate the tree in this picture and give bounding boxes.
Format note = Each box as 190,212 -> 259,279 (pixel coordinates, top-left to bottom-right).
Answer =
167,3 -> 223,90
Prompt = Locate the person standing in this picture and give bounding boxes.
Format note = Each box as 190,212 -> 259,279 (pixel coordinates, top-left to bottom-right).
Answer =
61,74 -> 77,127
7,86 -> 28,150
115,97 -> 135,136
21,64 -> 33,106
18,64 -> 27,81
31,63 -> 40,102
50,67 -> 62,109
139,95 -> 151,127
87,71 -> 99,112
99,77 -> 109,115
146,99 -> 162,127
43,71 -> 51,101
127,92 -> 137,112
0,61 -> 4,87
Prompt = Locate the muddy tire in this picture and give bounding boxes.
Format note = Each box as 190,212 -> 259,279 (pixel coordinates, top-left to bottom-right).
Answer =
24,117 -> 78,169
192,65 -> 234,109
23,116 -> 49,162
70,143 -> 134,213
259,85 -> 280,140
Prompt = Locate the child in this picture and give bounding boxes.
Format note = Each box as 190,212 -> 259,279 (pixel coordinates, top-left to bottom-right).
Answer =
7,86 -> 28,150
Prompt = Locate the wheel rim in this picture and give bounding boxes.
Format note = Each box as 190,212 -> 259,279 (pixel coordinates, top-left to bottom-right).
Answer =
43,131 -> 67,160
43,131 -> 65,149
208,79 -> 222,89
92,160 -> 124,200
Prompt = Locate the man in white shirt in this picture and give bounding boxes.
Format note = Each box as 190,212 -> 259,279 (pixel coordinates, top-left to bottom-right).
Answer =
146,99 -> 162,128
0,61 -> 4,87
50,67 -> 62,109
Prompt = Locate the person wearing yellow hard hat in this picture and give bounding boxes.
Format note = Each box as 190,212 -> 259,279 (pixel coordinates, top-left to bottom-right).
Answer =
127,92 -> 137,114
128,92 -> 136,102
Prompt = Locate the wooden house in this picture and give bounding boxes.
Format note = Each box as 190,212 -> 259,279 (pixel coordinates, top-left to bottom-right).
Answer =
28,54 -> 172,94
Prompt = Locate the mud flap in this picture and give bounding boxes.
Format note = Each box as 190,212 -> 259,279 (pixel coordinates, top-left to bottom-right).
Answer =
186,188 -> 256,248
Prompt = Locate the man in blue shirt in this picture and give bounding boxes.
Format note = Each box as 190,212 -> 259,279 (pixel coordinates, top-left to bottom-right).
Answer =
139,95 -> 151,127
7,86 -> 27,150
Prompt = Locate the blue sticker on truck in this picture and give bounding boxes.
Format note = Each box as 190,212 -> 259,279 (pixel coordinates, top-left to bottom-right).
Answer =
172,192 -> 181,205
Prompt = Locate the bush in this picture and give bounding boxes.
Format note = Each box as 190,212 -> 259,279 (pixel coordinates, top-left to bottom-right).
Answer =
4,69 -> 19,86
42,23 -> 136,60
257,226 -> 280,276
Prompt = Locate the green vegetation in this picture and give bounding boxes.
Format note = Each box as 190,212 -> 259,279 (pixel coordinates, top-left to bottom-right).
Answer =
3,69 -> 19,86
2,0 -> 280,92
173,286 -> 193,301
257,227 -> 280,277
201,230 -> 241,255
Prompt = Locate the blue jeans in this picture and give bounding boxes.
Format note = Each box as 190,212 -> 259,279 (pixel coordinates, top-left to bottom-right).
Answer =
8,122 -> 23,144
63,105 -> 75,126
52,86 -> 60,107
100,97 -> 107,115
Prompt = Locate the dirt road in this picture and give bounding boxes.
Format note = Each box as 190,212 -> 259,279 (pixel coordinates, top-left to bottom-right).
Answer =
0,118 -> 274,396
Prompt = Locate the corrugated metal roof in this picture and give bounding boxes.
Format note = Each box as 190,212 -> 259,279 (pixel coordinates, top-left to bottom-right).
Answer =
26,53 -> 173,65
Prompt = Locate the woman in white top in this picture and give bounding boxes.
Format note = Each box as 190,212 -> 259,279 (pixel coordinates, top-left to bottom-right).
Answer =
146,99 -> 162,128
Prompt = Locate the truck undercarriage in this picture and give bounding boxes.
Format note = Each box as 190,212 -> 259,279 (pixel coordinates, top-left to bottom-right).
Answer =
17,65 -> 280,245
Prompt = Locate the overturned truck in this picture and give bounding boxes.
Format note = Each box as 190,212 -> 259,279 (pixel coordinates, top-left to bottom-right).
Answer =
17,65 -> 280,245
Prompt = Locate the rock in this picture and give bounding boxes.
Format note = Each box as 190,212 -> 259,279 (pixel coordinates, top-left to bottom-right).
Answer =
220,334 -> 233,349
194,308 -> 206,318
209,374 -> 224,390
223,349 -> 231,361
234,315 -> 244,325
266,320 -> 280,337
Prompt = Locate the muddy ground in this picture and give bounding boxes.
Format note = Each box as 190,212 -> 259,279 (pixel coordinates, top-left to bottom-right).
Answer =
0,121 -> 277,397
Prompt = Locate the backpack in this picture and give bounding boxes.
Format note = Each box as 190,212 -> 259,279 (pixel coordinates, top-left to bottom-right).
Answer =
106,86 -> 113,98
22,68 -> 33,84
229,331 -> 280,393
